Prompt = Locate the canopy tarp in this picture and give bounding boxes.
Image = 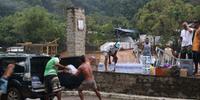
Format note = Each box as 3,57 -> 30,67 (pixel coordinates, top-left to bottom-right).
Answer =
115,28 -> 137,33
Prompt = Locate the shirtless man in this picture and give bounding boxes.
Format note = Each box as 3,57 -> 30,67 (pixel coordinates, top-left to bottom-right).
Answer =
75,55 -> 101,100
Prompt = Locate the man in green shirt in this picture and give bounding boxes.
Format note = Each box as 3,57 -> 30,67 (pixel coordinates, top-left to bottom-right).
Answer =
44,55 -> 67,100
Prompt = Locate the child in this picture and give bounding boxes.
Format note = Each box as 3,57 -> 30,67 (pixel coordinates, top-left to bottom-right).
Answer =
163,44 -> 173,64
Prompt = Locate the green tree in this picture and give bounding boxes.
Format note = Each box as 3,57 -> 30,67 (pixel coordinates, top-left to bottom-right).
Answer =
135,0 -> 196,43
13,6 -> 65,42
0,6 -> 65,46
0,16 -> 18,46
0,0 -> 29,17
86,14 -> 114,47
193,5 -> 200,20
71,0 -> 148,20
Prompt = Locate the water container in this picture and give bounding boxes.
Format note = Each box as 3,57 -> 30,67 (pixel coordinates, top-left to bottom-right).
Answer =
143,64 -> 150,75
98,63 -> 105,71
109,64 -> 115,71
98,63 -> 145,74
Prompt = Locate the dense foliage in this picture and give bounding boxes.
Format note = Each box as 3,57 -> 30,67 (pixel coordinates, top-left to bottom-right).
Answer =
135,0 -> 200,43
0,6 -> 65,46
0,0 -> 199,48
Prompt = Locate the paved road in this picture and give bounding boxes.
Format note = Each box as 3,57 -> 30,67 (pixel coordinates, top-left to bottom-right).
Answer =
26,91 -> 191,100
26,96 -> 119,100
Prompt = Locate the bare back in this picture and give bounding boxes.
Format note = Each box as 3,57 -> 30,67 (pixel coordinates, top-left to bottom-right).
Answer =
78,63 -> 94,81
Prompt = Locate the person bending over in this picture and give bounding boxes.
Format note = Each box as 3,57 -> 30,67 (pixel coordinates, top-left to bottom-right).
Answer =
104,41 -> 120,71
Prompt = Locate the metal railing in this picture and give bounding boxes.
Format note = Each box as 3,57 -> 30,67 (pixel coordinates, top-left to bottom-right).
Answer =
155,47 -> 194,75
155,47 -> 179,67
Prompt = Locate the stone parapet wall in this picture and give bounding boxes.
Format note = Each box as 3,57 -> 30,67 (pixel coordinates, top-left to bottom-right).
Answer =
93,71 -> 200,99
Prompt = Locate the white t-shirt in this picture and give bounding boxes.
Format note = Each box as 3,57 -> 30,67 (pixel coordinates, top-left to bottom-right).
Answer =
180,29 -> 193,47
164,47 -> 173,61
66,65 -> 77,74
103,45 -> 119,55
105,45 -> 113,52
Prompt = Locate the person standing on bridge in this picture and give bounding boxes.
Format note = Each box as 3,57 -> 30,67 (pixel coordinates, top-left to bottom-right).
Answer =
74,55 -> 102,100
142,38 -> 152,57
180,22 -> 193,59
192,20 -> 200,75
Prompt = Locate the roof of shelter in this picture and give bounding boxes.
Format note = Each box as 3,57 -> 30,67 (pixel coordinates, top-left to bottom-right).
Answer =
115,28 -> 137,33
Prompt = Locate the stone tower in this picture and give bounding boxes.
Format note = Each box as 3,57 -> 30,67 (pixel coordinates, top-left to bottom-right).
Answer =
66,7 -> 86,56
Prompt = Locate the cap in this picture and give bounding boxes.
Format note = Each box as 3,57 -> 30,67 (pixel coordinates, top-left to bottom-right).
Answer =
114,41 -> 120,48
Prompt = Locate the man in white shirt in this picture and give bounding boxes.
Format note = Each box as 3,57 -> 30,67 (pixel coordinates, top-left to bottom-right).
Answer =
180,22 -> 193,59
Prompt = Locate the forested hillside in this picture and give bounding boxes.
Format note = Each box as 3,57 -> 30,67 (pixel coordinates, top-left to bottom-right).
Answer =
0,0 -> 149,19
0,0 -> 199,48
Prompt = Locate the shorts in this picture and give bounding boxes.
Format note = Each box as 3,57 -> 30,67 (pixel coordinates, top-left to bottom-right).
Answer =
103,52 -> 109,57
44,75 -> 62,94
103,47 -> 119,56
180,46 -> 192,59
109,47 -> 118,55
78,80 -> 97,91
0,77 -> 8,94
193,51 -> 200,63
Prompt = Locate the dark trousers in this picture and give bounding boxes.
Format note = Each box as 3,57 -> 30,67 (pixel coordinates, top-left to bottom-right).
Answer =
193,51 -> 200,74
180,46 -> 192,59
